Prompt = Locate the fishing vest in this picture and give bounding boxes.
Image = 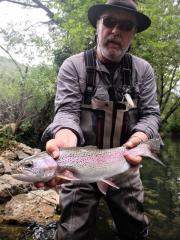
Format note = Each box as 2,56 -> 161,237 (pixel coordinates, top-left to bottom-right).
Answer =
80,48 -> 139,149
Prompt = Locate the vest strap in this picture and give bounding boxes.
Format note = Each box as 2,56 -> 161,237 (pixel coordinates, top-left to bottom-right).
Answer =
84,49 -> 96,104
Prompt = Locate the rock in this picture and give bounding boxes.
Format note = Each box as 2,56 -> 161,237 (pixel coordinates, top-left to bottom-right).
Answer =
31,222 -> 57,240
0,161 -> 5,175
0,156 -> 14,174
4,189 -> 59,224
0,174 -> 32,203
16,143 -> 41,156
0,142 -> 41,162
15,150 -> 30,160
1,150 -> 18,160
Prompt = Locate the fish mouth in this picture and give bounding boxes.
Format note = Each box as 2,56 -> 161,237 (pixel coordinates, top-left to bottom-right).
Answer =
11,169 -> 22,174
11,168 -> 36,181
11,167 -> 27,176
11,173 -> 32,182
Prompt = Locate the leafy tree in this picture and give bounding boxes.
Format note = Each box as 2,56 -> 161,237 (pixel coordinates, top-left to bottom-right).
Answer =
132,0 -> 180,129
51,0 -> 180,130
0,0 -> 179,134
0,52 -> 56,132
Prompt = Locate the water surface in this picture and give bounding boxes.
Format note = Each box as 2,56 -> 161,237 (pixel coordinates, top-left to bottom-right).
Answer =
0,137 -> 179,240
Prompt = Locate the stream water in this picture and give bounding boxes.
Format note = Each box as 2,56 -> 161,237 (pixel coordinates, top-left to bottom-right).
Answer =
0,137 -> 179,240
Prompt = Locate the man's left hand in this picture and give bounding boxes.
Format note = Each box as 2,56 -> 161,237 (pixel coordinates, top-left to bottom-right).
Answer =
124,132 -> 148,166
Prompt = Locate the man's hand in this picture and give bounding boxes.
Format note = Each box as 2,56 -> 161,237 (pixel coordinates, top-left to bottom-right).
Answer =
46,129 -> 78,159
35,129 -> 78,188
124,132 -> 148,166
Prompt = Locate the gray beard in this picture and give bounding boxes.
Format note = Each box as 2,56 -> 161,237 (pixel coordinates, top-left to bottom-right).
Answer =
98,44 -> 128,62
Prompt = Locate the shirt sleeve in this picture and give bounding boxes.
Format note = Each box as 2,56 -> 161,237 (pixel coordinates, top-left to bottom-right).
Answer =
41,57 -> 85,144
132,61 -> 160,138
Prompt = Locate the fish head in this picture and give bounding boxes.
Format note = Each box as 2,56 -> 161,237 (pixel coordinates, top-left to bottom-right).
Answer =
11,153 -> 57,183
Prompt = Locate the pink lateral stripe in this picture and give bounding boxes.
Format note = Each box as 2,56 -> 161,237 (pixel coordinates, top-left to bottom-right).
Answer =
64,150 -> 123,165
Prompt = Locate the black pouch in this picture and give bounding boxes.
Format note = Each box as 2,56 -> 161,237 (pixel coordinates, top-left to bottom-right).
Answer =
120,108 -> 139,144
80,108 -> 105,147
80,99 -> 114,148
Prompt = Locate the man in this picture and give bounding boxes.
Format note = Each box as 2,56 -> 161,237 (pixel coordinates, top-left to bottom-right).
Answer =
40,0 -> 160,239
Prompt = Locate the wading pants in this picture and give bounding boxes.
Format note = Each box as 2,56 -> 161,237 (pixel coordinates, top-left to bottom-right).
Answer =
55,167 -> 149,240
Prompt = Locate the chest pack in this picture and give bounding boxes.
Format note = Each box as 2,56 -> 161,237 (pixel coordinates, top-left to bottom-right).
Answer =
80,48 -> 139,148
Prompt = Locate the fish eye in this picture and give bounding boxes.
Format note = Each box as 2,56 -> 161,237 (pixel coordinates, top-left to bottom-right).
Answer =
24,160 -> 33,168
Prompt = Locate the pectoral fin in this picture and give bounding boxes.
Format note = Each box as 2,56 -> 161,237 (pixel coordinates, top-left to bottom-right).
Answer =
56,170 -> 80,181
97,179 -> 119,195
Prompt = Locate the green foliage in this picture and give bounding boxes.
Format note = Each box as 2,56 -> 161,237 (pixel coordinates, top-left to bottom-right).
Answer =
51,0 -> 180,132
0,0 -> 179,138
54,46 -> 73,70
163,110 -> 180,137
25,65 -> 56,111
51,0 -> 103,53
0,58 -> 56,127
132,0 -> 180,129
0,124 -> 16,150
0,56 -> 19,72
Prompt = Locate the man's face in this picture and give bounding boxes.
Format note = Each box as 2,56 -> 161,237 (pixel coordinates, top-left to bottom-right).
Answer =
96,9 -> 137,62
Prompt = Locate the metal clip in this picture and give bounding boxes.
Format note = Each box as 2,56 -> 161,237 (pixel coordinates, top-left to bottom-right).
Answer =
124,93 -> 135,108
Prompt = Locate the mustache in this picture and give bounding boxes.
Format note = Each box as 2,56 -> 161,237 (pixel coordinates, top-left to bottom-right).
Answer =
104,35 -> 122,46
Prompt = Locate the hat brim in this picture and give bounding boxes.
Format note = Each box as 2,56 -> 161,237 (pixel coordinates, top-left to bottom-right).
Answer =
88,4 -> 151,33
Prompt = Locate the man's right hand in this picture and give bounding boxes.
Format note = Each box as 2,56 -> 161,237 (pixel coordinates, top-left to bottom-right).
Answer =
35,128 -> 78,188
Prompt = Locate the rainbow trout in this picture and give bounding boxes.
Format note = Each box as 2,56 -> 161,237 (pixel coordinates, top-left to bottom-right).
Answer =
11,139 -> 164,193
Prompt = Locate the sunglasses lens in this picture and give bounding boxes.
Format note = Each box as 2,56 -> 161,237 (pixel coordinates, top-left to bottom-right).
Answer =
121,21 -> 135,31
103,17 -> 116,28
102,17 -> 135,32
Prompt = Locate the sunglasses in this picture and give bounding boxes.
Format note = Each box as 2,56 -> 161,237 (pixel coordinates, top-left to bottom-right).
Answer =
100,16 -> 136,32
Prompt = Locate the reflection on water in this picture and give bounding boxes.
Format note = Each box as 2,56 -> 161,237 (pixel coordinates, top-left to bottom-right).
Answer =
0,138 -> 179,240
0,224 -> 26,240
141,137 -> 180,240
97,137 -> 180,239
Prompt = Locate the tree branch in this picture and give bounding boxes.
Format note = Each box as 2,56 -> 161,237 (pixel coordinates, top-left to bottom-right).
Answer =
0,45 -> 25,80
160,66 -> 178,113
0,0 -> 59,24
161,98 -> 180,126
158,68 -> 165,107
32,0 -> 54,18
0,0 -> 38,8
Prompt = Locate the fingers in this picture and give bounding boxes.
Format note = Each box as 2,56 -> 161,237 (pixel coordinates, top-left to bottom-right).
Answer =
46,128 -> 78,156
124,132 -> 148,165
34,182 -> 45,188
45,178 -> 61,188
125,132 -> 148,149
45,129 -> 78,160
55,129 -> 78,148
34,128 -> 78,189
124,153 -> 142,165
125,132 -> 148,148
35,177 -> 68,189
125,137 -> 139,149
46,139 -> 60,159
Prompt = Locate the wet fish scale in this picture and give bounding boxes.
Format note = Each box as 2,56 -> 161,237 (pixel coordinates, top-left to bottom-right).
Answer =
11,139 -> 164,189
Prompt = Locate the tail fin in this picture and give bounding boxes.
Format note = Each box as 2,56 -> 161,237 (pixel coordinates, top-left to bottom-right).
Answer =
147,138 -> 160,153
144,139 -> 166,167
127,139 -> 165,167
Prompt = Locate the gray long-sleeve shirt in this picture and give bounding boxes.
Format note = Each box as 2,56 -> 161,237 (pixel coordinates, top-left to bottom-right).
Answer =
42,52 -> 160,144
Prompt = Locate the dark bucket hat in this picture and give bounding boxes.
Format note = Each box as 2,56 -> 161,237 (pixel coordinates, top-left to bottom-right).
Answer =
88,0 -> 151,33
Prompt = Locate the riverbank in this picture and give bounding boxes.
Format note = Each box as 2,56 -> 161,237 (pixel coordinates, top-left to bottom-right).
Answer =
0,138 -> 179,240
0,142 -> 60,225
